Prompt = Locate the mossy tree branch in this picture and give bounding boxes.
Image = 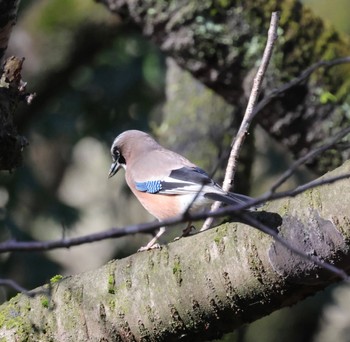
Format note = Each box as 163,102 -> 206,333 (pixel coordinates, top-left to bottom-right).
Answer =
99,0 -> 350,175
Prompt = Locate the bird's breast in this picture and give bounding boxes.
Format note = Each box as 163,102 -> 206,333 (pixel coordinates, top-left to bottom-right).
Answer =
125,172 -> 211,220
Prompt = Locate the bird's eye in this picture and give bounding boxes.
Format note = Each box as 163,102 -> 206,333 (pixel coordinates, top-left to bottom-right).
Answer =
118,153 -> 126,165
112,147 -> 119,157
112,147 -> 120,161
112,146 -> 126,165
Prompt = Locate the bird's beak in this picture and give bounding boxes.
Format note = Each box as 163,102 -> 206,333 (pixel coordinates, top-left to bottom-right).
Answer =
108,161 -> 120,178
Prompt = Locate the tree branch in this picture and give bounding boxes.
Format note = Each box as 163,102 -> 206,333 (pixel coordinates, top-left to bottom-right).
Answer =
0,56 -> 31,170
98,0 -> 350,175
0,0 -> 20,62
266,125 -> 350,195
1,163 -> 350,254
253,56 -> 350,119
0,1 -> 35,170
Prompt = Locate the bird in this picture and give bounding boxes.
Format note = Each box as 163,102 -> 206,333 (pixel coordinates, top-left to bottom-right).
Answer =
108,130 -> 254,250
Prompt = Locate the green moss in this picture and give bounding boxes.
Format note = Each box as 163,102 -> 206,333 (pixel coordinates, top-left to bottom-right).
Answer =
336,78 -> 350,100
213,225 -> 228,255
108,274 -> 114,285
303,187 -> 322,210
108,274 -> 115,294
41,297 -> 49,308
161,246 -> 170,266
172,255 -> 182,286
35,0 -> 106,32
50,274 -> 63,284
109,299 -> 116,311
63,288 -> 72,302
214,225 -> 228,244
172,262 -> 181,275
320,91 -> 338,104
0,296 -> 31,339
278,202 -> 290,217
213,236 -> 221,244
216,0 -> 230,8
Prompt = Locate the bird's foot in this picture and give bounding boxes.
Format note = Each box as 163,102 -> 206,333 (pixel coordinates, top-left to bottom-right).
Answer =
174,225 -> 196,241
182,224 -> 196,237
137,243 -> 162,252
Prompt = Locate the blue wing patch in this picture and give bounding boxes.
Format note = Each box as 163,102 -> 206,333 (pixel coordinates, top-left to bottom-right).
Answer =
135,180 -> 162,194
135,167 -> 212,194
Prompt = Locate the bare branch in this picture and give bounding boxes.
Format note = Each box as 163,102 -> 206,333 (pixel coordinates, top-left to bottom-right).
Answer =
239,212 -> 349,281
267,125 -> 350,195
224,11 -> 280,190
0,278 -> 32,296
253,56 -> 350,118
0,278 -> 49,297
201,11 -> 280,231
241,173 -> 350,210
271,172 -> 350,201
1,170 -> 349,254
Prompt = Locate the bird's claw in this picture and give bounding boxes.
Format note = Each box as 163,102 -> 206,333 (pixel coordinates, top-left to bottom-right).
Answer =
137,243 -> 162,252
182,225 -> 196,237
174,225 -> 196,241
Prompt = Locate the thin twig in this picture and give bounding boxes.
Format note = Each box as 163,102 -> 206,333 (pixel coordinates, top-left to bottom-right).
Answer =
0,278 -> 49,297
253,56 -> 350,118
242,172 -> 350,210
225,12 -> 279,190
273,172 -> 350,201
239,212 -> 349,281
267,125 -> 350,195
201,11 -> 280,231
208,56 -> 350,185
0,278 -> 32,295
2,170 -> 349,253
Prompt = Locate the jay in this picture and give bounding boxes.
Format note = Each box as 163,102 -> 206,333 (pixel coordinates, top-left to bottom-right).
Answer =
109,130 -> 253,250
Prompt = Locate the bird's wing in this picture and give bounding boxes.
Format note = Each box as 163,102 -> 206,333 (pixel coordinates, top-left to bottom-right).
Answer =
135,166 -> 216,195
134,166 -> 254,207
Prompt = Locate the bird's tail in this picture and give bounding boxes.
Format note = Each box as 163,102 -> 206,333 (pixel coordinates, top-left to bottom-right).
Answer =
204,192 -> 257,210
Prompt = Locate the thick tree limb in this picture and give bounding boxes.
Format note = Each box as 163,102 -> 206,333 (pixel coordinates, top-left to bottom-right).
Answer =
0,56 -> 30,171
1,160 -> 350,341
0,0 -> 20,62
0,0 -> 32,171
98,0 -> 350,175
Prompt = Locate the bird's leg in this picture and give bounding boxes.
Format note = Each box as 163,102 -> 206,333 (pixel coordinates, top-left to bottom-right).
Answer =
138,226 -> 166,252
173,222 -> 196,241
182,221 -> 196,237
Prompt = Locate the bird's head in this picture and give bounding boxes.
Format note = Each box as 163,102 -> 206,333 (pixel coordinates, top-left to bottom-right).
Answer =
108,144 -> 125,178
108,130 -> 153,178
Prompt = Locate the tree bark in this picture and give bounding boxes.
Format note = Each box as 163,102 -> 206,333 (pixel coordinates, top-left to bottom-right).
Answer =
1,161 -> 350,341
99,0 -> 350,175
0,0 -> 20,62
0,0 -> 29,171
0,55 -> 29,171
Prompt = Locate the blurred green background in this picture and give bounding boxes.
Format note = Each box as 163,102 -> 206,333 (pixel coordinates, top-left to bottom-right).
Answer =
1,0 -> 350,341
